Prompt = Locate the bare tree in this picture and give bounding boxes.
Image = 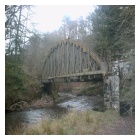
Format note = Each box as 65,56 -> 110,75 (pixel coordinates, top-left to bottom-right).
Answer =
5,5 -> 32,58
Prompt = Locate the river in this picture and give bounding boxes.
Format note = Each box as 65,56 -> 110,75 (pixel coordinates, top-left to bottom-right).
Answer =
5,92 -> 104,134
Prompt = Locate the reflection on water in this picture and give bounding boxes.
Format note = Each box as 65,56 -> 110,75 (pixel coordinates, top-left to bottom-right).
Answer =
58,96 -> 94,110
57,92 -> 103,111
5,92 -> 103,133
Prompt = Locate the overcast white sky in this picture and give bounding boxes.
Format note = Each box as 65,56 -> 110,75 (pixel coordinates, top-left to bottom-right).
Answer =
29,5 -> 94,33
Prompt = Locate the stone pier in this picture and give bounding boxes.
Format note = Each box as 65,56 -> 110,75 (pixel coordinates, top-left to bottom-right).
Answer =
104,61 -> 120,110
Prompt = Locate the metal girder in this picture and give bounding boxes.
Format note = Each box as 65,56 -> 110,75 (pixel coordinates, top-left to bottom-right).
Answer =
42,39 -> 108,82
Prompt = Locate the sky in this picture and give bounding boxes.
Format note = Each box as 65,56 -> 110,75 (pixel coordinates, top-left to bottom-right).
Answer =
29,5 -> 94,33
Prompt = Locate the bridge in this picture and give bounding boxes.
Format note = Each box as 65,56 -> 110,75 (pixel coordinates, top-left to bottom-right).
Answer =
41,39 -> 108,83
41,39 -> 121,110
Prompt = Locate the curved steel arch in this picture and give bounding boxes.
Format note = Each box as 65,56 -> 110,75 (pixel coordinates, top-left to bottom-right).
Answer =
42,39 -> 108,82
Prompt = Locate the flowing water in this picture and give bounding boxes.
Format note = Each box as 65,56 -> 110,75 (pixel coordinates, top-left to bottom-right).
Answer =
5,92 -> 104,133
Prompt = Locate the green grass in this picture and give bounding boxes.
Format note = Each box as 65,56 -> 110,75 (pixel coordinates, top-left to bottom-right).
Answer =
7,109 -> 119,135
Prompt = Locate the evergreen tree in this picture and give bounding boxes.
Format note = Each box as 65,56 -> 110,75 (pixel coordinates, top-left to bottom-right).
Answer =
87,5 -> 135,107
87,5 -> 135,61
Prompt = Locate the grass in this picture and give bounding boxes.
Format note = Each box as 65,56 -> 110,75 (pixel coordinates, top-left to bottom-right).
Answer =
7,109 -> 119,135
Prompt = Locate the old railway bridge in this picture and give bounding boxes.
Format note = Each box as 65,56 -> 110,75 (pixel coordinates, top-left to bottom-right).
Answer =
41,39 -> 121,110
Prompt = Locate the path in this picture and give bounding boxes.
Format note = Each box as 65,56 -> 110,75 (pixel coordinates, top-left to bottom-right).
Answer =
95,116 -> 135,135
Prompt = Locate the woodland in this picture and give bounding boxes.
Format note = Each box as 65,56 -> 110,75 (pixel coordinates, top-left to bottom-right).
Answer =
5,5 -> 135,110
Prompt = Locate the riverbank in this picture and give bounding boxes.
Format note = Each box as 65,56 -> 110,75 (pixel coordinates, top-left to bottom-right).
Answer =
6,91 -> 135,135
7,109 -> 135,135
7,95 -> 54,112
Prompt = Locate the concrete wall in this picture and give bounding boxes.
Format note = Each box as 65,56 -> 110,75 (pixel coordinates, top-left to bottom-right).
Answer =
104,76 -> 120,110
104,61 -> 120,110
104,60 -> 131,110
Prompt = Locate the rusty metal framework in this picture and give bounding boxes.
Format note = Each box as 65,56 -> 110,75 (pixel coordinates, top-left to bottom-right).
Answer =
42,39 -> 108,83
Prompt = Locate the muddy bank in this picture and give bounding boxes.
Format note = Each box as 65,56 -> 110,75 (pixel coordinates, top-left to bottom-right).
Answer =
8,95 -> 54,112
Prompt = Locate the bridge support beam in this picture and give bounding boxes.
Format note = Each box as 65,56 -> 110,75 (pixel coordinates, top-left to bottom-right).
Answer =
42,83 -> 59,100
104,76 -> 120,110
103,61 -> 120,110
42,83 -> 53,95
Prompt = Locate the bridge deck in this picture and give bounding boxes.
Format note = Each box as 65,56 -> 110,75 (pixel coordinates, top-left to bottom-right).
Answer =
42,71 -> 104,83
